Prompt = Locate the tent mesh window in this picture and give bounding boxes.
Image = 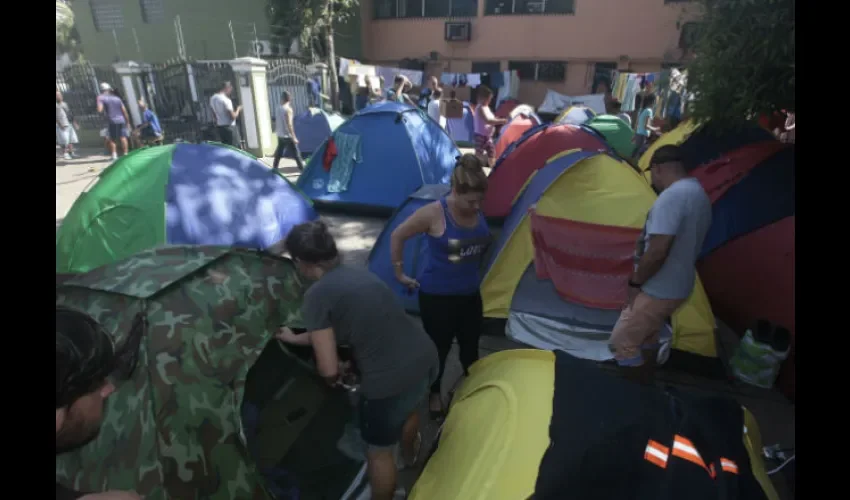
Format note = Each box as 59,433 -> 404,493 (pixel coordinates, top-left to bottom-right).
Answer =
90,0 -> 124,32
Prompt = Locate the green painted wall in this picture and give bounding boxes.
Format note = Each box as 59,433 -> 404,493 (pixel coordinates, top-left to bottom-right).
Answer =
73,0 -> 363,64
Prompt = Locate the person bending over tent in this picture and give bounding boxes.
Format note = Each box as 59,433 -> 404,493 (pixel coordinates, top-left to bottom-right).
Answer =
275,221 -> 439,500
389,154 -> 492,419
611,145 -> 711,384
473,86 -> 507,166
56,306 -> 142,500
387,75 -> 417,107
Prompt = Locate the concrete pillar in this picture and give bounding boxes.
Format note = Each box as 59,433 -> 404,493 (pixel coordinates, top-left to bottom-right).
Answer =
113,61 -> 144,127
230,57 -> 274,158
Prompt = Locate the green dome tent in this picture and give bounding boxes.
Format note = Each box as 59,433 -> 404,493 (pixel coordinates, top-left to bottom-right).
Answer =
586,114 -> 636,159
55,246 -> 368,499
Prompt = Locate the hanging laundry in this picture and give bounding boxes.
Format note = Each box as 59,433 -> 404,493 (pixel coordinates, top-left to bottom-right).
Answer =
327,132 -> 362,193
489,71 -> 505,89
323,137 -> 338,172
466,73 -> 482,87
374,66 -> 397,85
440,72 -> 456,86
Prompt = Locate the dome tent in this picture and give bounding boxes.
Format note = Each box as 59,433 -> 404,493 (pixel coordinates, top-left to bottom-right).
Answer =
555,105 -> 596,125
292,108 -> 346,155
55,246 -> 369,499
483,124 -> 611,219
295,101 -> 460,213
446,101 -> 475,146
481,150 -> 717,364
56,143 -> 318,274
585,114 -> 636,158
494,108 -> 542,160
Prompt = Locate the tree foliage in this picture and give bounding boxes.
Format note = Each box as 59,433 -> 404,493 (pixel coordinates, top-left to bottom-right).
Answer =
265,0 -> 359,59
687,0 -> 795,127
56,1 -> 81,57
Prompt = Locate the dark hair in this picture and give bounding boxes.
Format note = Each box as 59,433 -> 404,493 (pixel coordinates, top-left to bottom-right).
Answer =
281,90 -> 291,102
477,85 -> 493,100
451,154 -> 488,194
285,221 -> 339,264
220,81 -> 232,91
642,93 -> 656,109
394,75 -> 404,85
56,306 -> 116,409
649,145 -> 686,169
432,88 -> 443,99
449,90 -> 457,99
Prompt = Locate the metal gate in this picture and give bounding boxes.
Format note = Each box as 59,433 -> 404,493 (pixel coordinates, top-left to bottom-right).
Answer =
266,58 -> 311,122
143,59 -> 244,144
56,62 -> 121,131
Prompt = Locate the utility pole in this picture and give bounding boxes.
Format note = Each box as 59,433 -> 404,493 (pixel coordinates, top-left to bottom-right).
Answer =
228,21 -> 238,58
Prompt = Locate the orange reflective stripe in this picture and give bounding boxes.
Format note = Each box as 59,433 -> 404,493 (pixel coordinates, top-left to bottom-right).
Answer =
720,458 -> 739,474
644,440 -> 670,469
672,435 -> 710,471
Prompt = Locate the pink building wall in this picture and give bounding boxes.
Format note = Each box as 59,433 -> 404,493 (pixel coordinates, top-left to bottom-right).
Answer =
361,0 -> 697,106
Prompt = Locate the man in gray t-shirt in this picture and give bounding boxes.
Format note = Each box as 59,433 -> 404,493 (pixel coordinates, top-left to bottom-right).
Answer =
609,145 -> 711,384
275,221 -> 438,499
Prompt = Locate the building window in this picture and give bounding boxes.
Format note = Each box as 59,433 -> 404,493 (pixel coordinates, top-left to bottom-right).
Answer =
661,62 -> 683,69
508,61 -> 566,82
665,0 -> 693,3
593,62 -> 616,93
139,0 -> 165,24
486,0 -> 574,15
91,0 -> 124,32
375,0 -> 478,19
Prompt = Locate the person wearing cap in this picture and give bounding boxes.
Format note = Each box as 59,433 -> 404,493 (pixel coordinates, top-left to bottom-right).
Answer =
609,145 -> 712,384
96,83 -> 130,161
272,90 -> 305,171
56,306 -> 141,500
210,81 -> 243,147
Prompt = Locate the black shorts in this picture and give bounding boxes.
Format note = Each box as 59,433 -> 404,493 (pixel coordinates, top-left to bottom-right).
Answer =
358,374 -> 431,448
107,123 -> 128,141
217,125 -> 241,147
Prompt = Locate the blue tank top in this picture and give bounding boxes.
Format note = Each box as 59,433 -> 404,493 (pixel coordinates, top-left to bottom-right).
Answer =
418,198 -> 492,295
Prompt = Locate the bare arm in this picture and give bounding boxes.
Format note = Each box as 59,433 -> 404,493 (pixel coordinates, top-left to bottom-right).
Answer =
96,97 -> 104,114
310,328 -> 340,385
481,106 -> 506,125
631,234 -> 674,285
286,111 -> 297,139
389,204 -> 436,278
121,104 -> 130,126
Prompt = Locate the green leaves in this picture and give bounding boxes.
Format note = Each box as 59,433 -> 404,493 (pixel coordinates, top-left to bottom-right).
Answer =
687,0 -> 795,129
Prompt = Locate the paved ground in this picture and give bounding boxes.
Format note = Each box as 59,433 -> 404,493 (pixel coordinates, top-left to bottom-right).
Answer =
57,148 -> 795,498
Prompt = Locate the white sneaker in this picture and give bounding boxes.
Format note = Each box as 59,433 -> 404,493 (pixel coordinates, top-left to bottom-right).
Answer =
63,153 -> 72,160
111,154 -> 118,161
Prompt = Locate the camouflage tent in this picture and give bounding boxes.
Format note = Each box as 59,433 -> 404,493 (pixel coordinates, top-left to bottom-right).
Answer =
55,246 -> 368,499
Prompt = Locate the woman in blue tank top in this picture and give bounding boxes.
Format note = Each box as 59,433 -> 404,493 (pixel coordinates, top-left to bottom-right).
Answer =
390,154 -> 492,419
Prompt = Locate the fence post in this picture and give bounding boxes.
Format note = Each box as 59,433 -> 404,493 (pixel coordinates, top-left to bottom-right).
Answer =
113,61 -> 144,127
230,57 -> 273,158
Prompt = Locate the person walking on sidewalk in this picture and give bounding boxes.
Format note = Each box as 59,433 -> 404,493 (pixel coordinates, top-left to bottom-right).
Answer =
389,154 -> 492,419
96,83 -> 130,161
609,145 -> 712,384
276,221 -> 438,500
56,90 -> 79,160
272,91 -> 305,171
210,81 -> 243,147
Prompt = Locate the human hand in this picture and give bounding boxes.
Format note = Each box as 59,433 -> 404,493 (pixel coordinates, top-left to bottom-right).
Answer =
396,273 -> 419,289
275,326 -> 299,343
293,137 -> 299,144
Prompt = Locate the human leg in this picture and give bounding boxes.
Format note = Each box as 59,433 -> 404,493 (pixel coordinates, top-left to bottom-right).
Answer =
455,292 -> 484,376
418,292 -> 455,415
609,292 -> 684,385
272,137 -> 286,169
365,448 -> 397,500
290,139 -> 305,170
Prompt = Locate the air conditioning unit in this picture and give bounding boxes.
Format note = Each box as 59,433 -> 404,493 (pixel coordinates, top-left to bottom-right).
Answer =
445,22 -> 471,42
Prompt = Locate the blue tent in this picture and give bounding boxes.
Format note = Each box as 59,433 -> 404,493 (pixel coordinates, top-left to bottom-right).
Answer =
296,102 -> 459,212
292,108 -> 346,155
446,102 -> 474,145
367,184 -> 450,313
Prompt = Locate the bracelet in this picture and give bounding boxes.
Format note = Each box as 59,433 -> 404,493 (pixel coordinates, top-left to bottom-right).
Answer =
392,261 -> 404,267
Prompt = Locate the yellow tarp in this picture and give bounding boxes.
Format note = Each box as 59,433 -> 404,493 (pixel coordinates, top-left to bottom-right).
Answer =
410,349 -> 781,500
480,152 -> 716,358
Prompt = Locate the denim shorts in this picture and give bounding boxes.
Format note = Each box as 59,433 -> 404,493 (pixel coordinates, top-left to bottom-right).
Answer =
358,373 -> 432,448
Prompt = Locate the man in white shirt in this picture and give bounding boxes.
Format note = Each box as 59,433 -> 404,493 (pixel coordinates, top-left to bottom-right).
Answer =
426,88 -> 446,130
272,91 -> 305,171
209,81 -> 243,147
